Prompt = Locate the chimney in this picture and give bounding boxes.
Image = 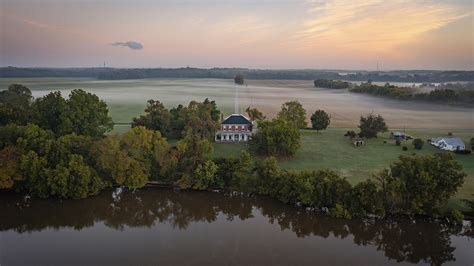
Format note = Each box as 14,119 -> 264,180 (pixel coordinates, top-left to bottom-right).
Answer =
221,113 -> 224,122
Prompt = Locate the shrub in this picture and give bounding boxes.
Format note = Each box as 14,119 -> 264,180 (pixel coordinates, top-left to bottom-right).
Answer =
402,146 -> 408,151
470,137 -> 474,151
448,209 -> 464,224
454,149 -> 471,155
344,131 -> 357,139
330,204 -> 352,219
395,140 -> 401,146
412,139 -> 424,150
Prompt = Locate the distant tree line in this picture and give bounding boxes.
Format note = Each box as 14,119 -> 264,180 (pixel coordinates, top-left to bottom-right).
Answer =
0,84 -> 468,220
1,66 -> 473,82
349,82 -> 474,106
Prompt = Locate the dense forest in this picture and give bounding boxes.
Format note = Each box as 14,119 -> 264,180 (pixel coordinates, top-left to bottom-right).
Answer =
1,67 -> 473,82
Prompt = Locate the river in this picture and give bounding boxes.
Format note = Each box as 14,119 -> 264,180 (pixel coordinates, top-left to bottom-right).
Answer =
1,188 -> 473,265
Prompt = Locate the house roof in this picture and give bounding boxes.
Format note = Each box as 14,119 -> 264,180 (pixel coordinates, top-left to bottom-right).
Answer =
432,137 -> 465,148
221,114 -> 252,125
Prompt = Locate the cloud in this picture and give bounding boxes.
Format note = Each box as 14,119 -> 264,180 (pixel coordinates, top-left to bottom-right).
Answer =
111,41 -> 143,50
289,0 -> 471,51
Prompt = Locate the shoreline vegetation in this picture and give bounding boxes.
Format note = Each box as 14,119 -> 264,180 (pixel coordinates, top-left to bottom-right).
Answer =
1,67 -> 474,82
1,83 -> 473,223
314,79 -> 474,106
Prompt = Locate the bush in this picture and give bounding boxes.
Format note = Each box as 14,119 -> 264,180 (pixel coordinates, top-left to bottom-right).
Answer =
454,149 -> 471,155
395,140 -> 401,146
412,139 -> 424,150
344,131 -> 357,139
470,137 -> 474,151
448,209 -> 464,224
402,146 -> 408,151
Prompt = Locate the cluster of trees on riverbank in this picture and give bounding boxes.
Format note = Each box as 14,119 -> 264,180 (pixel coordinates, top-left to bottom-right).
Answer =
0,84 -> 469,220
349,82 -> 474,106
314,79 -> 350,89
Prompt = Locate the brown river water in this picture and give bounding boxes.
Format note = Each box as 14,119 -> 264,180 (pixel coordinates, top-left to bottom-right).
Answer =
1,188 -> 473,265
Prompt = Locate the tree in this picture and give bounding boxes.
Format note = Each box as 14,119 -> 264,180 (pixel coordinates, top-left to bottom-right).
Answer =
132,100 -> 171,136
277,101 -> 307,129
310,110 -> 330,131
470,137 -> 474,151
350,180 -> 384,216
174,131 -> 214,184
358,113 -> 388,138
231,150 -> 255,191
0,146 -> 23,189
412,138 -> 424,150
250,118 -> 301,157
0,84 -> 33,126
60,89 -> 113,138
192,160 -> 218,190
245,107 -> 265,121
234,74 -> 244,85
32,91 -> 68,135
389,153 -> 466,215
92,126 -> 170,188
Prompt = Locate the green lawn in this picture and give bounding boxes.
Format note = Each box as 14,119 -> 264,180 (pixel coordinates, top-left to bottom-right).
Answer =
212,128 -> 474,209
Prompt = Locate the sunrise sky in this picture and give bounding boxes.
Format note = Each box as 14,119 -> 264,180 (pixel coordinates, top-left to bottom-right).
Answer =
1,0 -> 473,70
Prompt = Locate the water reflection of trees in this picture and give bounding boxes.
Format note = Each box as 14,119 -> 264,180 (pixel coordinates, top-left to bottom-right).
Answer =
0,189 -> 470,264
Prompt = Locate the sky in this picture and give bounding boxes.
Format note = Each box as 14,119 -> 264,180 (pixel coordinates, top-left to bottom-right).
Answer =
0,0 -> 473,70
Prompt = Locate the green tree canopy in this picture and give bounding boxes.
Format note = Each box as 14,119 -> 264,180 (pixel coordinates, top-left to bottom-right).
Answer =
310,110 -> 331,131
0,84 -> 33,126
245,107 -> 265,121
59,89 -> 113,138
132,99 -> 171,136
250,118 -> 301,157
32,91 -> 68,135
277,100 -> 307,129
358,112 -> 388,138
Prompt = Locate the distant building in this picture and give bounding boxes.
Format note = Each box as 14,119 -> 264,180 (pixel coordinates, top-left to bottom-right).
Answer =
390,131 -> 413,141
430,137 -> 465,151
215,114 -> 255,142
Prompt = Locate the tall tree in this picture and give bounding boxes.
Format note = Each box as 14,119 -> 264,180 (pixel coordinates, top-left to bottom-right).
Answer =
60,89 -> 113,138
132,99 -> 171,136
310,110 -> 331,131
245,107 -> 265,121
0,84 -> 33,125
250,118 -> 301,157
32,91 -> 68,135
277,100 -> 307,129
358,112 -> 388,138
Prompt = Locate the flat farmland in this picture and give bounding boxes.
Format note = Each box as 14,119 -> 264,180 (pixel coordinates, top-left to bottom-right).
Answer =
0,78 -> 472,131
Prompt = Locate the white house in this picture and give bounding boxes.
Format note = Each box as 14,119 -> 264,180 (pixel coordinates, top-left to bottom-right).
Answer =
430,137 -> 465,151
215,114 -> 255,142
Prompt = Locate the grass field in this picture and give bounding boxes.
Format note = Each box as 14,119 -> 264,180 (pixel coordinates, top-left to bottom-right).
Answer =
213,128 -> 474,210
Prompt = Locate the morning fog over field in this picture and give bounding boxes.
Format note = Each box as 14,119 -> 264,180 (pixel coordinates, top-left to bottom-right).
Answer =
0,78 -> 472,132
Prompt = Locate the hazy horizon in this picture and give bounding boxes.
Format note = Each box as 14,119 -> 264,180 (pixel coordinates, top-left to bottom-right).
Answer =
1,0 -> 473,70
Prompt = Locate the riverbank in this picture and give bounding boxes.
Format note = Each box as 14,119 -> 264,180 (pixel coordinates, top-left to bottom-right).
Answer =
213,128 -> 474,211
